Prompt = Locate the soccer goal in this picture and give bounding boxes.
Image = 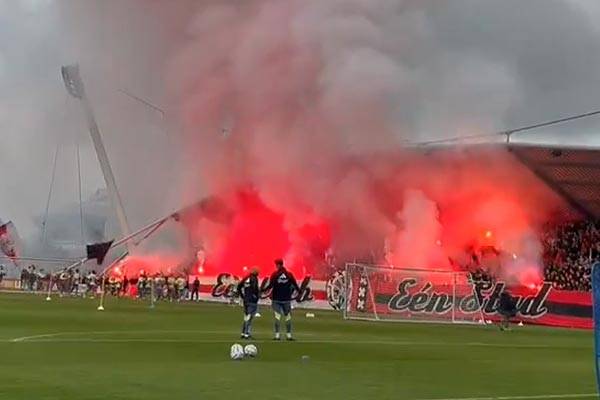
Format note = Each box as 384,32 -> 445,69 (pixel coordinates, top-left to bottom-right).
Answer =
343,263 -> 485,325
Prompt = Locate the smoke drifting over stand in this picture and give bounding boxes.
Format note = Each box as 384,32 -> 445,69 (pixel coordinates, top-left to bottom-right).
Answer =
2,0 -> 599,280
168,0 -> 575,282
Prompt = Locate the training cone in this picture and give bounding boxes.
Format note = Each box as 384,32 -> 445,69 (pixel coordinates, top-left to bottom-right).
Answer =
255,313 -> 261,318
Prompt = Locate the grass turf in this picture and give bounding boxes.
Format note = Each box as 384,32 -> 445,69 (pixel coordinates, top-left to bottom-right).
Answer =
0,293 -> 595,400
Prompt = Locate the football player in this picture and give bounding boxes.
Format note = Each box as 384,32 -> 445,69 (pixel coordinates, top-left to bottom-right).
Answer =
264,259 -> 299,341
238,268 -> 260,339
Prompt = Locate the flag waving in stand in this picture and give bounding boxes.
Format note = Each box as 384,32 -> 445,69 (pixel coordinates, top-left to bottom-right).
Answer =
86,240 -> 114,265
0,221 -> 20,264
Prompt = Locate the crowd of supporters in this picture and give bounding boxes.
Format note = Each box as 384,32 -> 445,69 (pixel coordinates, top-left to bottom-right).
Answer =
15,266 -> 99,296
10,267 -> 205,301
464,220 -> 599,291
3,219 -> 599,295
19,265 -> 48,291
102,273 -> 204,302
542,220 -> 600,291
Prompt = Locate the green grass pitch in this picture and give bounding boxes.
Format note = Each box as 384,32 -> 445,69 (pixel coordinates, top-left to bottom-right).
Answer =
0,293 -> 595,400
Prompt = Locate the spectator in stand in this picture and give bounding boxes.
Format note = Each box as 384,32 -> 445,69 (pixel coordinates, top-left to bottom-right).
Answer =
73,269 -> 81,296
469,266 -> 493,284
167,275 -> 176,301
180,276 -> 188,301
20,268 -> 28,290
0,264 -> 5,284
38,269 -> 47,291
28,265 -> 37,291
137,273 -> 147,299
58,270 -> 69,296
122,274 -> 128,295
86,270 -> 97,298
191,277 -> 200,301
155,273 -> 166,300
152,274 -> 161,300
175,275 -> 186,301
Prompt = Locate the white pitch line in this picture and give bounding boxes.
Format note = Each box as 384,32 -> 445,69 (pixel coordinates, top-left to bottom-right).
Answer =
9,329 -> 239,343
7,329 -> 325,343
4,330 -> 590,349
3,335 -> 589,349
9,339 -> 242,343
11,332 -> 65,342
417,394 -> 597,400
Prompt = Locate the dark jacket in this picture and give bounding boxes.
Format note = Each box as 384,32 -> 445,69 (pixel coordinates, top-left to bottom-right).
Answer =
238,274 -> 260,304
499,292 -> 517,313
265,268 -> 299,302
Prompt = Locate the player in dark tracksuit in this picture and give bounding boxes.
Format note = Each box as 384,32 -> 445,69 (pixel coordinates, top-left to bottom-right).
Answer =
498,289 -> 517,331
264,259 -> 300,341
238,268 -> 260,339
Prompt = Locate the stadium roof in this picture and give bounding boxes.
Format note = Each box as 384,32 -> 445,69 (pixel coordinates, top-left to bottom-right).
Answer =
508,143 -> 600,219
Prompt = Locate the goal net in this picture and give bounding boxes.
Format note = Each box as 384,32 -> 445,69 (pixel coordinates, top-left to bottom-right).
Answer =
343,263 -> 485,325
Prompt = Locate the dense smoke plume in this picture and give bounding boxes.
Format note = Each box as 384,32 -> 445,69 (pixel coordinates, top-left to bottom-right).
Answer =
2,0 -> 600,281
169,0 -> 569,282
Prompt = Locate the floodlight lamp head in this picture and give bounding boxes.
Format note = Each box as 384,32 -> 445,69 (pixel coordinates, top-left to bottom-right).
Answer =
61,64 -> 85,99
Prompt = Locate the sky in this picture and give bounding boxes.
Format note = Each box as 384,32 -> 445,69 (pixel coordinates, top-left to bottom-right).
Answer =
0,0 -> 599,242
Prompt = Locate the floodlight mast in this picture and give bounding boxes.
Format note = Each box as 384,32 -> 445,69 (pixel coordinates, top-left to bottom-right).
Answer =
61,64 -> 132,250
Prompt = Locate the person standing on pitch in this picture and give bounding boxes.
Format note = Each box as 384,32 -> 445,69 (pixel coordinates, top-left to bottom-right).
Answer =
498,288 -> 517,331
238,268 -> 260,339
265,259 -> 300,341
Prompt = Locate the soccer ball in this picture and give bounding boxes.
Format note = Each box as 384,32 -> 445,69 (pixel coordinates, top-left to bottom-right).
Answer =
244,344 -> 258,358
230,343 -> 245,360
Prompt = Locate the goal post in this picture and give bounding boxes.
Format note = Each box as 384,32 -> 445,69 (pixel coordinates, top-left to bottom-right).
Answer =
343,263 -> 486,325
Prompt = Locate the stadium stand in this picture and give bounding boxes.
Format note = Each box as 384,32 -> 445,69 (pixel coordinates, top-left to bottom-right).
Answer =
543,219 -> 600,291
511,144 -> 600,292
